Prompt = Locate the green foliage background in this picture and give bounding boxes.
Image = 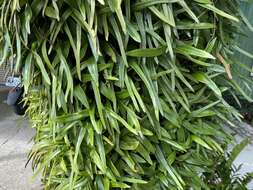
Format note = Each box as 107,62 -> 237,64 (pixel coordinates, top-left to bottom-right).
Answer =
0,0 -> 252,189
204,139 -> 253,189
233,2 -> 253,100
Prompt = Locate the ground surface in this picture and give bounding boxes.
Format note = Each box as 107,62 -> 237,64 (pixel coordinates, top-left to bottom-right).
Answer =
0,92 -> 41,190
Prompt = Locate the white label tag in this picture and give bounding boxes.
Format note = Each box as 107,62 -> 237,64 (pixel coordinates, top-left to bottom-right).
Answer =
5,76 -> 21,87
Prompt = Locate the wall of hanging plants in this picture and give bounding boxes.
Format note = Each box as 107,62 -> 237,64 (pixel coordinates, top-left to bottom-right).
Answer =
0,0 -> 253,189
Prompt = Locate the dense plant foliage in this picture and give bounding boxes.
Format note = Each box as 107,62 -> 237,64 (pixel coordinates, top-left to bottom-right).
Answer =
204,139 -> 253,190
0,0 -> 252,189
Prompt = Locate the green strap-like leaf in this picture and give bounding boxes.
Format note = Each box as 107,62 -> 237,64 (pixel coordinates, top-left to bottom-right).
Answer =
127,46 -> 167,57
33,51 -> 51,85
199,4 -> 239,22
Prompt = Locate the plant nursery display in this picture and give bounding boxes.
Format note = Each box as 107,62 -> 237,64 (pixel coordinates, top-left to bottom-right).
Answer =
0,0 -> 252,189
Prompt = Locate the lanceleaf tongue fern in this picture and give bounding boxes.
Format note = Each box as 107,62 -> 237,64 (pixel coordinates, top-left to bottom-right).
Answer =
0,0 -> 252,189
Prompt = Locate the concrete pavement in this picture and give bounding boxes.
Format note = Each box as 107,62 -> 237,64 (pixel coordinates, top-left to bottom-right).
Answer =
0,92 -> 41,190
232,122 -> 253,189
